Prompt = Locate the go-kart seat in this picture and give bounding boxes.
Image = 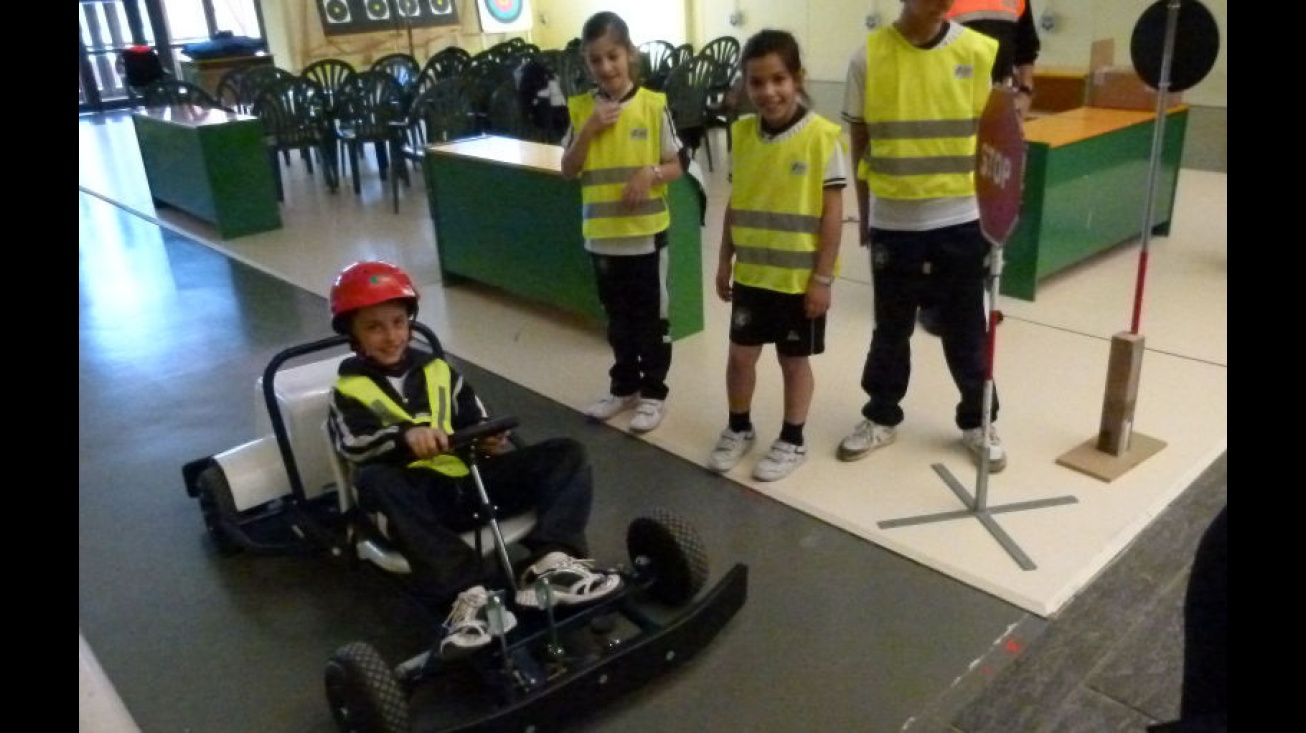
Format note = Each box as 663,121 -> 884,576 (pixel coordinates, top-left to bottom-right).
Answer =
323,422 -> 537,574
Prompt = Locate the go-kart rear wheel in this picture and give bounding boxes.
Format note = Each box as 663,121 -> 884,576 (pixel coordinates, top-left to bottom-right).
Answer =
324,641 -> 410,733
626,508 -> 709,606
195,464 -> 242,556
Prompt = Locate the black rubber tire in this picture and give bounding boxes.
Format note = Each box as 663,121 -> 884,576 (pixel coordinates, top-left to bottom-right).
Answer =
324,641 -> 411,733
195,464 -> 242,556
626,508 -> 709,606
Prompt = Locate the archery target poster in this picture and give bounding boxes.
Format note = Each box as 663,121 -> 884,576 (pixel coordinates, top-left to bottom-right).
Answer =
475,0 -> 533,33
316,0 -> 459,36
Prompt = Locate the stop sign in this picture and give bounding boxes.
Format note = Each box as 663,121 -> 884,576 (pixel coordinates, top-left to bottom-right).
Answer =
975,87 -> 1027,247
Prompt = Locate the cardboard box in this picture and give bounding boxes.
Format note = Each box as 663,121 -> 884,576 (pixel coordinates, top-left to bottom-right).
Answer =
1030,66 -> 1089,114
1088,65 -> 1182,111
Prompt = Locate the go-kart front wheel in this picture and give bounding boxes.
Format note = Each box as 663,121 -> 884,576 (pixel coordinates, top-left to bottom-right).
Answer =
195,464 -> 242,556
324,641 -> 410,733
626,509 -> 709,606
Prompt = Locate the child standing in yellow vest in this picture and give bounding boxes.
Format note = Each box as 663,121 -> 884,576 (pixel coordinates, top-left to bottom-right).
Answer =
707,30 -> 847,482
838,0 -> 1006,471
561,11 -> 685,434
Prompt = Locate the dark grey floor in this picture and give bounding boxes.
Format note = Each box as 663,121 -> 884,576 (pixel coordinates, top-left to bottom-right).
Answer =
933,454 -> 1226,733
78,190 -> 1225,732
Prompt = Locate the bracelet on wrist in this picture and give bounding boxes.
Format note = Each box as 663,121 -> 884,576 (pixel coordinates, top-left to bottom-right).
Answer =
650,165 -> 663,183
1016,84 -> 1034,96
810,274 -> 834,286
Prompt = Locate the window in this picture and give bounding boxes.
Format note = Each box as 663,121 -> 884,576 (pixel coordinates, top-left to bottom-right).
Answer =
79,0 -> 267,113
161,0 -> 265,44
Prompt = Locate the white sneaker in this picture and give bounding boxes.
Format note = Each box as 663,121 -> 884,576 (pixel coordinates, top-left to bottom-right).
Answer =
628,398 -> 666,433
439,585 -> 518,659
707,428 -> 756,472
584,393 -> 638,422
752,440 -> 807,481
962,426 -> 1007,472
515,551 -> 623,608
837,419 -> 897,462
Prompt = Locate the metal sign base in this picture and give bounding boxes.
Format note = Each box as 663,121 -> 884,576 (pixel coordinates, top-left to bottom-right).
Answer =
878,463 -> 1078,571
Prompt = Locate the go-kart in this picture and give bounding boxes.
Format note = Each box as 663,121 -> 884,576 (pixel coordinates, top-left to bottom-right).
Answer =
180,324 -> 748,733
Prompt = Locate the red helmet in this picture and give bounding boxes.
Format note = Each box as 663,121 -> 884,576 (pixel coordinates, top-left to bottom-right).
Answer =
329,260 -> 419,334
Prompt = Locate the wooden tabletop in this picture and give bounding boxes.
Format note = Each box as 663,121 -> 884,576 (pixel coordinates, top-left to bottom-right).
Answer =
1024,105 -> 1188,148
427,135 -> 565,175
1034,65 -> 1090,80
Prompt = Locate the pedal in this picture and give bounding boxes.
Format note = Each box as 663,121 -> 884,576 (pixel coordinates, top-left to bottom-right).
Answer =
533,578 -> 566,663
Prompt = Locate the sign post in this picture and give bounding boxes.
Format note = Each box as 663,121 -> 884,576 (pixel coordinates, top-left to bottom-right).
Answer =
1056,0 -> 1219,481
877,88 -> 1078,572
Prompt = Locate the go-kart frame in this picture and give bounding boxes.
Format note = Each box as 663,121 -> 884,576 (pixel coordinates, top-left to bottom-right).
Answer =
180,325 -> 748,732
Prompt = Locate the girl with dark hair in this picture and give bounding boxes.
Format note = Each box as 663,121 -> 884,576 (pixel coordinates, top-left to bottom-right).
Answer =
708,29 -> 847,481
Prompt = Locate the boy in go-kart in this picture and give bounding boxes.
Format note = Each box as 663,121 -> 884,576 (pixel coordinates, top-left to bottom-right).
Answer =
326,261 -> 621,659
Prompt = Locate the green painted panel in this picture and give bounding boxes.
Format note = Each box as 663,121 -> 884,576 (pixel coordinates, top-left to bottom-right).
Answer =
132,110 -> 281,239
200,120 -> 282,238
426,151 -> 704,340
664,177 -> 706,340
134,115 -> 217,221
1002,144 -> 1048,301
1001,108 -> 1187,301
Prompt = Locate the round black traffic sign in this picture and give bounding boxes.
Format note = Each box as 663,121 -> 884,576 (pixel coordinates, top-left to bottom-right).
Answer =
1131,0 -> 1220,93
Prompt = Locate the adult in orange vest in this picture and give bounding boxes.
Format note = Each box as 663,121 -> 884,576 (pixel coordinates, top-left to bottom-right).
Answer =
947,0 -> 1041,120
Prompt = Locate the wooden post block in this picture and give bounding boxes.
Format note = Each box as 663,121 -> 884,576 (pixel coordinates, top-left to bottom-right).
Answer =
1056,330 -> 1166,482
1097,331 -> 1144,455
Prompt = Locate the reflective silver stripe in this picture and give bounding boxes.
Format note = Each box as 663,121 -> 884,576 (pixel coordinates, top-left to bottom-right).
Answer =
732,209 -> 821,235
583,199 -> 667,219
865,118 -> 979,140
865,155 -> 975,176
435,384 -> 447,428
735,247 -> 818,270
581,166 -> 646,186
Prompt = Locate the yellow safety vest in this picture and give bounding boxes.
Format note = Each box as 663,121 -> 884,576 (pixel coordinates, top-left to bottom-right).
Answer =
335,359 -> 468,477
859,26 -> 996,199
729,114 -> 843,294
567,88 -> 670,239
947,0 -> 1026,25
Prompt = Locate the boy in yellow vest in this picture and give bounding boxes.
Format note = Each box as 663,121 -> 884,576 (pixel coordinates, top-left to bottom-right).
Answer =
838,0 -> 1007,471
326,261 -> 620,659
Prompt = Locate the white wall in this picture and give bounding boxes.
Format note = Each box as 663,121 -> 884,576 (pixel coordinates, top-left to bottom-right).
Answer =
691,0 -> 1226,108
267,0 -> 1224,108
531,1 -> 688,50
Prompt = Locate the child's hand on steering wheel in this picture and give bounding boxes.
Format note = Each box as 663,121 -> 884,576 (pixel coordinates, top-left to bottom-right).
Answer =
405,425 -> 450,459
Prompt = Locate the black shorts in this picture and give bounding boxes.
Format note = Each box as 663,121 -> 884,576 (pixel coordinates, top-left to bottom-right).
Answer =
728,282 -> 825,357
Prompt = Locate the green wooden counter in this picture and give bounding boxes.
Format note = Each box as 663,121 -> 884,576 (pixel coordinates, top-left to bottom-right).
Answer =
1003,105 -> 1187,301
425,135 -> 704,340
132,105 -> 282,239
